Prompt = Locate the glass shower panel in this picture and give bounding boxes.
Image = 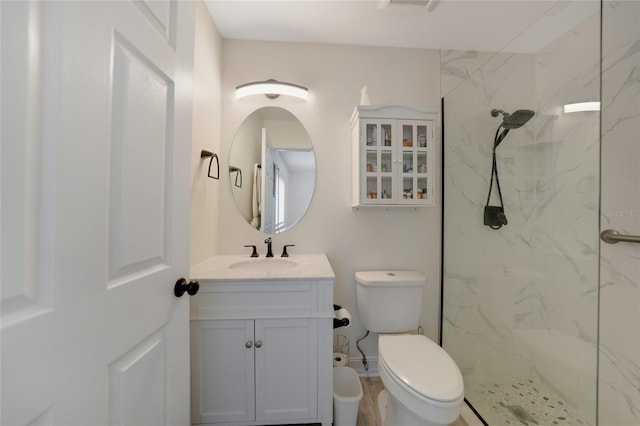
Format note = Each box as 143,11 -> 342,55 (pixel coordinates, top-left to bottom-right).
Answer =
441,3 -> 601,425
598,3 -> 640,423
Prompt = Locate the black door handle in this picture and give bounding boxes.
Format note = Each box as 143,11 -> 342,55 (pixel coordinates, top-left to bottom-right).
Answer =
174,278 -> 200,297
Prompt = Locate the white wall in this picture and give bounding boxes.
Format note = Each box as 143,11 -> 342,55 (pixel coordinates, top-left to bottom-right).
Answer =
218,40 -> 442,359
190,1 -> 223,264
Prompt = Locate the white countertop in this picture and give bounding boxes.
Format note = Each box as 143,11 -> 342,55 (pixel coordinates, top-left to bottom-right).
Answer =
190,254 -> 335,281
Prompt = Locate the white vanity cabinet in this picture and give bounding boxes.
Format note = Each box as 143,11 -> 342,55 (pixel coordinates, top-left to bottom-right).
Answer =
189,255 -> 334,426
351,104 -> 437,207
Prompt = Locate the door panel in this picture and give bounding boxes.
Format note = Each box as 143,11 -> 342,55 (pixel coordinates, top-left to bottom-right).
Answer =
109,31 -> 174,285
108,330 -> 166,425
1,1 -> 194,424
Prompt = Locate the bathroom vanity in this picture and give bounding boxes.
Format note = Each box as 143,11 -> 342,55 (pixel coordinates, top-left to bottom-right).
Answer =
189,255 -> 335,426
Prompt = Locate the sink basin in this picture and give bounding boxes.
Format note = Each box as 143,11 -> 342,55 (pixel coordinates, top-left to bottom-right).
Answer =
228,258 -> 297,271
190,254 -> 335,281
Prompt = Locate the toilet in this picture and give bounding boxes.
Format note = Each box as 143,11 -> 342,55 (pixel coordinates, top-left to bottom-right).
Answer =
355,271 -> 464,426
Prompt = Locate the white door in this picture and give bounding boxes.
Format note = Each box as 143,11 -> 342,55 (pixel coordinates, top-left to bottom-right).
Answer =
1,1 -> 195,425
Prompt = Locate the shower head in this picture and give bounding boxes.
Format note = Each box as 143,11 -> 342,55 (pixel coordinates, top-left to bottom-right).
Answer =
491,108 -> 535,129
502,109 -> 535,129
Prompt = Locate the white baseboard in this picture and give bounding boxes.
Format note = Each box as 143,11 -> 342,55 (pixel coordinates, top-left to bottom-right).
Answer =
346,355 -> 379,377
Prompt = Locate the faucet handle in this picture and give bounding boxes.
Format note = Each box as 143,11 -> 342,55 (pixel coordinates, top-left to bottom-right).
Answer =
243,245 -> 258,257
264,237 -> 273,257
281,244 -> 295,257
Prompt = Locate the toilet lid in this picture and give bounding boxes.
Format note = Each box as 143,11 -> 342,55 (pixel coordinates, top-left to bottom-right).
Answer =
379,335 -> 463,403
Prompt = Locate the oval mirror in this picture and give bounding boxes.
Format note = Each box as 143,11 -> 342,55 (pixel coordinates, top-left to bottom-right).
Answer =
229,107 -> 315,234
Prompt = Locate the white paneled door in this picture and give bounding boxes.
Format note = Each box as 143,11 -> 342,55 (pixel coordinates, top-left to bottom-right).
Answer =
1,1 -> 195,425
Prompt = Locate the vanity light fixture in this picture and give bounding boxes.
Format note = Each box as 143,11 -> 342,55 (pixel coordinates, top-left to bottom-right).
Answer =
563,101 -> 600,113
235,79 -> 309,100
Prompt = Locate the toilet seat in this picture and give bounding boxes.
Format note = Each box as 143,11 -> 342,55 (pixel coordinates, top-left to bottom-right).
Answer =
378,334 -> 463,403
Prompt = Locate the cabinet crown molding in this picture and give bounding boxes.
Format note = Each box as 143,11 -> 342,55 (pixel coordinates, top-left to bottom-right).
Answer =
351,103 -> 438,126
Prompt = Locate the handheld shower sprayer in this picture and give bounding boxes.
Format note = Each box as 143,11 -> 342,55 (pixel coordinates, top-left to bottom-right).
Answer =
484,107 -> 535,230
491,108 -> 535,148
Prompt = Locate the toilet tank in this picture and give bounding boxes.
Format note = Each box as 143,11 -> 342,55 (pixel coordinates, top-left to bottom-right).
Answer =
355,271 -> 425,333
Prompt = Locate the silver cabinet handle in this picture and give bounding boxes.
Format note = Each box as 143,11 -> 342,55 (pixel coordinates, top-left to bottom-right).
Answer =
245,341 -> 253,349
600,229 -> 640,244
254,340 -> 262,348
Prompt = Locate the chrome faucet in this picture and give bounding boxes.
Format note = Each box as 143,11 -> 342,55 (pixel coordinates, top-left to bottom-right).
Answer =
264,237 -> 273,257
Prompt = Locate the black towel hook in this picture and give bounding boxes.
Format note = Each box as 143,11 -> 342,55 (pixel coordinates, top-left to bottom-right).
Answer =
229,166 -> 242,188
201,150 -> 219,180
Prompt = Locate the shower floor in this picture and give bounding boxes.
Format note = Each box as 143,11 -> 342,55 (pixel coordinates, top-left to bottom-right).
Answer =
465,378 -> 591,426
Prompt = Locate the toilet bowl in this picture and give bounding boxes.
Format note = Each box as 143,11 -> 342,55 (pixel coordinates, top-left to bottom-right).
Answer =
378,334 -> 464,426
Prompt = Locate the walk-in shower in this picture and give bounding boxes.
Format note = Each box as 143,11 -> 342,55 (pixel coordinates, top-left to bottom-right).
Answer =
441,2 -> 605,425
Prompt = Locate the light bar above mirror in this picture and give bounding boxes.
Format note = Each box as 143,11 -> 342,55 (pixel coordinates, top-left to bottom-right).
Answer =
236,79 -> 309,100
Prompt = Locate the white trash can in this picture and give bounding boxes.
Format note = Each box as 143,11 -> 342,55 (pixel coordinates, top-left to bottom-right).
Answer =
333,366 -> 363,426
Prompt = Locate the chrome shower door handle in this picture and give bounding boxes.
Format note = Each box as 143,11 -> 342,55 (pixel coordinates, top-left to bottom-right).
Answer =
600,229 -> 640,244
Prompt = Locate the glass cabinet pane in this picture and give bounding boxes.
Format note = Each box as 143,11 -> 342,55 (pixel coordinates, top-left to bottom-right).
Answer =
381,176 -> 393,199
366,176 -> 378,199
382,124 -> 392,146
402,125 -> 414,147
402,177 -> 414,199
366,123 -> 378,146
381,150 -> 392,173
417,125 -> 427,147
417,177 -> 428,200
402,151 -> 413,173
417,152 -> 427,173
366,150 -> 377,173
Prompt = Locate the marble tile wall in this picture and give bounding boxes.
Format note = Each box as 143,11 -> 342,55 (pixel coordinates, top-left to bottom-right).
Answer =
599,2 -> 640,425
441,10 -> 602,425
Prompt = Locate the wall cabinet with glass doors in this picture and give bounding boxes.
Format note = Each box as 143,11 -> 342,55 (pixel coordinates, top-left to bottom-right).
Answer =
351,104 -> 436,207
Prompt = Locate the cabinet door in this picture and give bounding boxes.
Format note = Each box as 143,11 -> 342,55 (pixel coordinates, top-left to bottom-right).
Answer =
361,119 -> 397,204
255,318 -> 318,422
399,120 -> 433,204
192,320 -> 255,424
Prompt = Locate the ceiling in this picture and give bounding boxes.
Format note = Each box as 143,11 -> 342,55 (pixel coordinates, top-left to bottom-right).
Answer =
204,0 -> 599,54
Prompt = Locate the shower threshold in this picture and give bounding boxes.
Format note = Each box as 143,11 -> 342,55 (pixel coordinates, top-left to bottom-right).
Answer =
465,378 -> 591,426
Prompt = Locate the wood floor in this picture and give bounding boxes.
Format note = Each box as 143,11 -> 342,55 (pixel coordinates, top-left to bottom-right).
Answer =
357,376 -> 468,426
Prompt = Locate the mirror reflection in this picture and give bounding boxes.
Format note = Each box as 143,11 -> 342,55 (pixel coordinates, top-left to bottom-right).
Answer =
229,107 -> 315,234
